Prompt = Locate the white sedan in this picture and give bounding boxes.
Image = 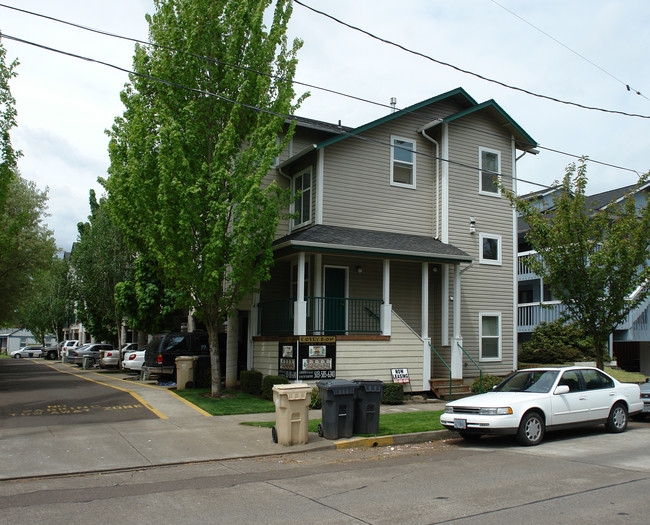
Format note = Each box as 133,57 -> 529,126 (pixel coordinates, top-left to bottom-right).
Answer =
440,366 -> 643,446
11,345 -> 43,358
122,350 -> 145,372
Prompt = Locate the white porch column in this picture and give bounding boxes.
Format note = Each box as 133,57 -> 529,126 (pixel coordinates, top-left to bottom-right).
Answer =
314,254 -> 322,334
451,264 -> 463,379
422,262 -> 431,390
294,252 -> 307,335
441,265 -> 449,345
381,259 -> 392,336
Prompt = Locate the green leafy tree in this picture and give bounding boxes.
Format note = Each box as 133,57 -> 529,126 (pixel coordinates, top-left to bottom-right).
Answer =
0,35 -> 20,210
520,321 -> 597,365
71,190 -> 133,344
115,255 -> 182,335
508,160 -> 650,369
103,0 -> 304,396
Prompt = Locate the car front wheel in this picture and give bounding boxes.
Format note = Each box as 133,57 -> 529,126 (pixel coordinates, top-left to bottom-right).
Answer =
517,411 -> 545,446
14,354 -> 21,359
605,403 -> 627,433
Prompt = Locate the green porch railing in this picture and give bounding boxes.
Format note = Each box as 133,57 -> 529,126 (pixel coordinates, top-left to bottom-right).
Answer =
458,343 -> 483,393
257,297 -> 382,335
307,297 -> 382,334
429,342 -> 452,401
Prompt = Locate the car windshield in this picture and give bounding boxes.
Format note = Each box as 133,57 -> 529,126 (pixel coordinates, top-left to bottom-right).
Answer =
493,370 -> 560,393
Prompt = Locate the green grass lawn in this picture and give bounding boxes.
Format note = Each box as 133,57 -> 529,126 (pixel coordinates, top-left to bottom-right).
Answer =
174,388 -> 276,415
605,367 -> 648,383
242,410 -> 445,437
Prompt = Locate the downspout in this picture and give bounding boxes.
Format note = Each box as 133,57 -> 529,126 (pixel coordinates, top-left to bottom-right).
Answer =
419,122 -> 441,239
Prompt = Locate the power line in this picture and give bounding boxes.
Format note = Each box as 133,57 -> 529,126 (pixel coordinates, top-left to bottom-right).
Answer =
489,0 -> 648,102
293,0 -> 650,120
0,7 -> 643,184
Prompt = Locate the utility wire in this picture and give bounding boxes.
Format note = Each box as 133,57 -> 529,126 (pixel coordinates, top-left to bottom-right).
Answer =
489,0 -> 648,102
0,6 -> 643,181
0,3 -> 642,178
293,0 -> 650,120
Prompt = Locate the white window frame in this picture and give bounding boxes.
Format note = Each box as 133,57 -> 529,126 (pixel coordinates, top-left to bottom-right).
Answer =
390,135 -> 416,189
479,233 -> 502,265
479,312 -> 502,362
292,167 -> 312,229
478,147 -> 501,197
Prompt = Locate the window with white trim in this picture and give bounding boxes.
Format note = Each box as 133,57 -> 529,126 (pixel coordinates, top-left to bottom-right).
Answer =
479,313 -> 501,361
390,136 -> 416,188
479,233 -> 501,265
292,168 -> 312,228
479,147 -> 501,196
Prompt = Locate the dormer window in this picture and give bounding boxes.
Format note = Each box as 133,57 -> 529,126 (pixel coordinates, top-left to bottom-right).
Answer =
292,168 -> 312,229
390,136 -> 416,188
479,147 -> 501,196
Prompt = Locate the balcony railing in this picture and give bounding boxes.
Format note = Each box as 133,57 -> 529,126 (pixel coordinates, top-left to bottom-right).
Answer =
257,297 -> 383,335
518,302 -> 567,333
518,251 -> 540,280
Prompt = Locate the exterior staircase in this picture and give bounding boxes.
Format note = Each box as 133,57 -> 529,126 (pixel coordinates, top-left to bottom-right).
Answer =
429,378 -> 473,401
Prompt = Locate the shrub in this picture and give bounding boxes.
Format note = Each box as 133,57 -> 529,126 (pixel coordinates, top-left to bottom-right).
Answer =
240,370 -> 263,396
381,382 -> 404,405
261,375 -> 289,400
310,386 -> 322,409
470,375 -> 503,394
520,321 -> 597,365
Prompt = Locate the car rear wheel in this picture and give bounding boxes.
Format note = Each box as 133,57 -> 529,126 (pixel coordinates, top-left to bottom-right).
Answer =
14,354 -> 21,359
517,411 -> 545,446
605,403 -> 627,433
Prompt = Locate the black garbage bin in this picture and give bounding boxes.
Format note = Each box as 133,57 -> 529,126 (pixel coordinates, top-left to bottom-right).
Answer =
316,379 -> 356,439
353,380 -> 384,434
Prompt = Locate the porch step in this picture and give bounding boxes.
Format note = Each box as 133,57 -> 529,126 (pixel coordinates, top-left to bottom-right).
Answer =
429,378 -> 473,401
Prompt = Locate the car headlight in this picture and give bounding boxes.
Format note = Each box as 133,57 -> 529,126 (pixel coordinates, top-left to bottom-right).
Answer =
444,406 -> 454,413
479,407 -> 513,415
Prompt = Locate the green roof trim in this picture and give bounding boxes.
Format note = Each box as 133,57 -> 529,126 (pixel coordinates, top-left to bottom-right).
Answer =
442,99 -> 538,150
314,87 -> 478,150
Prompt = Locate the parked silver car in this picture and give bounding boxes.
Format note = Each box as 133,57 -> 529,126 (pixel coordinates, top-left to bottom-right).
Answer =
11,345 -> 43,358
100,348 -> 123,368
122,350 -> 145,372
67,344 -> 113,367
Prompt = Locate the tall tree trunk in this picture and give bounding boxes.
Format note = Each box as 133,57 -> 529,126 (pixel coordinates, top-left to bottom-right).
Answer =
208,320 -> 222,398
226,311 -> 239,389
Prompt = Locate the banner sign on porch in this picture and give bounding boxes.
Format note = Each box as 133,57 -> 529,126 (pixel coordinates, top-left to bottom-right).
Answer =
277,337 -> 298,380
298,336 -> 336,380
391,368 -> 410,383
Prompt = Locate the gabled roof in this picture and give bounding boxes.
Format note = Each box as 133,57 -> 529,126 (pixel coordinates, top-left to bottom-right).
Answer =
273,224 -> 472,263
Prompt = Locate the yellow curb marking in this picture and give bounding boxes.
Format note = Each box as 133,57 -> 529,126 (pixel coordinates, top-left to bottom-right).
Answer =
335,435 -> 395,449
41,361 -> 168,419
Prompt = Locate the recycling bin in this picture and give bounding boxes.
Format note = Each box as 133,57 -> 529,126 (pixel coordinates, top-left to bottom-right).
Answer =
272,383 -> 312,446
353,380 -> 384,435
175,356 -> 198,389
316,379 -> 356,440
82,355 -> 93,369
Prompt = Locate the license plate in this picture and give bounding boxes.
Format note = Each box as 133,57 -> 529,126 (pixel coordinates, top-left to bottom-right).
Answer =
454,419 -> 467,430
644,405 -> 650,413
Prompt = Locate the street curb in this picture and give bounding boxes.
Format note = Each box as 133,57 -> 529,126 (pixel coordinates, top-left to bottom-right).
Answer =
334,429 -> 451,449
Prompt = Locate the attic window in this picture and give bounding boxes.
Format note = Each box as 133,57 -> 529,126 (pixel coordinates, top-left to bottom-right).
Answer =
479,147 -> 501,196
390,136 -> 416,188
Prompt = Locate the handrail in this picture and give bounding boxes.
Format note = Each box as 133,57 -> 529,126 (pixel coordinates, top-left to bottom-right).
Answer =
429,342 -> 452,401
458,343 -> 483,393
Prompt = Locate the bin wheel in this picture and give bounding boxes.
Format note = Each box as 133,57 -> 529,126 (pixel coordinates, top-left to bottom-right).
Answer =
271,426 -> 278,444
317,423 -> 324,437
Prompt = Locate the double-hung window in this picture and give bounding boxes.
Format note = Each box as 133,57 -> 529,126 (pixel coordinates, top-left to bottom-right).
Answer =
391,136 -> 416,188
479,313 -> 501,361
479,147 -> 501,196
479,233 -> 501,265
293,168 -> 312,228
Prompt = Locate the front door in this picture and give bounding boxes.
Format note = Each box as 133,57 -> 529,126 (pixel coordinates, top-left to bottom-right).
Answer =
324,267 -> 347,334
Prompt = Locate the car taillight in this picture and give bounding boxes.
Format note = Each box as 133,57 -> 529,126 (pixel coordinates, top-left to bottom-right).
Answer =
107,352 -> 113,357
157,354 -> 163,364
129,354 -> 136,361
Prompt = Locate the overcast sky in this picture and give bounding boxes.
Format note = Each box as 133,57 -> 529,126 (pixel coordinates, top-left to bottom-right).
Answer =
2,0 -> 649,250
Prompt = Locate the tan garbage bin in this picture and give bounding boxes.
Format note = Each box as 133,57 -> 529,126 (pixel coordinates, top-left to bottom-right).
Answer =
272,383 -> 312,446
175,356 -> 198,389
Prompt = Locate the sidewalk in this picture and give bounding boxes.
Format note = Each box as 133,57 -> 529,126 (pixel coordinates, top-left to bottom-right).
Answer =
0,362 -> 448,481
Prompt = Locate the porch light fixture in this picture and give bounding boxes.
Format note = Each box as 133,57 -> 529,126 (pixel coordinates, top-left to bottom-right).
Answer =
469,217 -> 476,234
356,266 -> 363,274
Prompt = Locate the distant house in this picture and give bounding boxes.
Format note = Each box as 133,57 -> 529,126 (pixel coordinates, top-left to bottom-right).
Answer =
223,87 -> 538,392
517,183 -> 650,375
0,328 -> 56,355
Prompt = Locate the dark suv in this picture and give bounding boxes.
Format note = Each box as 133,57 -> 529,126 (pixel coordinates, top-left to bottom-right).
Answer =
142,332 -> 210,379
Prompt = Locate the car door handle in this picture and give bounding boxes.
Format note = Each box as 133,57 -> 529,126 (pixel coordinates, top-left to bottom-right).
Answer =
579,397 -> 587,400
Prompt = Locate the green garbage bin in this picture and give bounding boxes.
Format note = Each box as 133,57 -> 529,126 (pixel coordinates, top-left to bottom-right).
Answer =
316,379 -> 356,439
353,380 -> 384,435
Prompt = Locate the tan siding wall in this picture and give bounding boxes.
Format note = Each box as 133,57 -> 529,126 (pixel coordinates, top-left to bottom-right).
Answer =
321,102 -> 465,236
446,113 -> 516,377
252,341 -> 278,376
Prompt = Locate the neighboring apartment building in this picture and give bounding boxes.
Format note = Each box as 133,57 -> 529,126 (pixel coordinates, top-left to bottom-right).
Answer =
0,328 -> 56,354
228,87 -> 538,392
517,183 -> 650,376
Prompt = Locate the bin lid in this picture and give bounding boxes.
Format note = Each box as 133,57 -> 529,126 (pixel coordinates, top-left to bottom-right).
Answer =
272,382 -> 312,400
353,379 -> 384,393
316,379 -> 356,395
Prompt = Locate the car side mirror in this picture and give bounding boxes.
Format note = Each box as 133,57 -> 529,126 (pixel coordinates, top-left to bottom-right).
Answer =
554,385 -> 570,395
